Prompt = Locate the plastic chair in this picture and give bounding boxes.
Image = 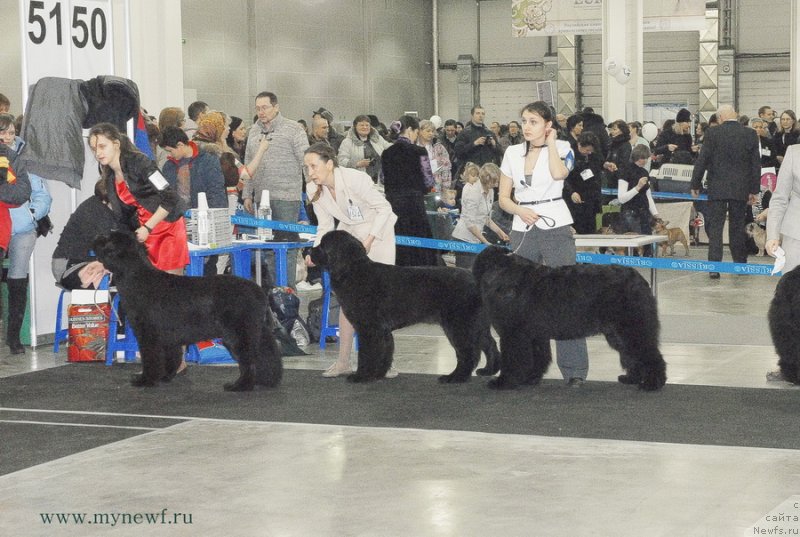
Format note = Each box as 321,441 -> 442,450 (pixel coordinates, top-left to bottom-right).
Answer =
52,287 -> 70,353
105,292 -> 139,366
97,276 -> 138,366
319,271 -> 357,350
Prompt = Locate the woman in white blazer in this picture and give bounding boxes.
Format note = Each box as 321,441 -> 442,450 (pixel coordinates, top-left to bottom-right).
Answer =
303,142 -> 398,377
767,144 -> 800,272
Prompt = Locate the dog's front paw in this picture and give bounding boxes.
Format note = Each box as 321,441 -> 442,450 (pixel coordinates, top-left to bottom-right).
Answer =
637,369 -> 667,391
438,373 -> 470,384
131,373 -> 157,387
487,375 -> 519,390
617,373 -> 640,385
346,372 -> 376,383
223,379 -> 255,392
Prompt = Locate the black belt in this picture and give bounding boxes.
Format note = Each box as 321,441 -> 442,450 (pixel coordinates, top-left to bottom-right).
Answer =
519,197 -> 562,206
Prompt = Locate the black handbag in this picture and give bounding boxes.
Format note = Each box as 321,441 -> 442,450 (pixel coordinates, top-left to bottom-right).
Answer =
35,214 -> 53,237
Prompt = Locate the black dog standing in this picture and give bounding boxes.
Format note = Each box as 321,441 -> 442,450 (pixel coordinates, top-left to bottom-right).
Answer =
92,231 -> 283,390
473,246 -> 667,390
768,265 -> 800,384
309,230 -> 499,383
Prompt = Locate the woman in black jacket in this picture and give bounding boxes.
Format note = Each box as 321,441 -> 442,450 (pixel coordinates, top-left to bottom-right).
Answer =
603,120 -> 632,189
564,132 -> 604,234
88,122 -> 188,274
653,108 -> 695,164
774,109 -> 800,168
380,115 -> 439,266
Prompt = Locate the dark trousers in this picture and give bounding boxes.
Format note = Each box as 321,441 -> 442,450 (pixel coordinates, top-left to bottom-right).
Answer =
706,199 -> 748,263
620,208 -> 653,256
568,201 -> 599,234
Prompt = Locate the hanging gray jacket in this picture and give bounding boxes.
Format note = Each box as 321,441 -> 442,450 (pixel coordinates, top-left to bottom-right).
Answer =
19,77 -> 87,189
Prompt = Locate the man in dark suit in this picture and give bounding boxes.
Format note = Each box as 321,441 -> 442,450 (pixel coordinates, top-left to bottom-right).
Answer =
691,104 -> 761,278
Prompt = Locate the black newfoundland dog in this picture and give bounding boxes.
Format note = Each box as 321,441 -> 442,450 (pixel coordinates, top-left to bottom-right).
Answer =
308,230 -> 499,383
768,265 -> 800,384
473,246 -> 667,391
92,231 -> 283,391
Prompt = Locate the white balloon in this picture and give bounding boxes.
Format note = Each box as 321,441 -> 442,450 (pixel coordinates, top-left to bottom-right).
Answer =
641,122 -> 658,142
605,58 -> 620,76
614,66 -> 631,85
429,115 -> 443,129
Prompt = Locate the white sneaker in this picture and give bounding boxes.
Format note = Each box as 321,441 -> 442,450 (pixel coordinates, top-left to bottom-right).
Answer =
384,367 -> 399,379
296,281 -> 322,292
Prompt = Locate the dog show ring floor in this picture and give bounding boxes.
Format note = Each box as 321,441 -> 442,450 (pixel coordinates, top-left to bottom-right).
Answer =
0,246 -> 797,536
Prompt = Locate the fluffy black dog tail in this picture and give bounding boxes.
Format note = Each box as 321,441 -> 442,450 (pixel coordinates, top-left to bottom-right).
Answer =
256,311 -> 284,387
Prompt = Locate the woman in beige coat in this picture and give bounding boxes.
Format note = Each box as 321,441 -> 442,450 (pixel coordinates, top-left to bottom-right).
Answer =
303,142 -> 398,377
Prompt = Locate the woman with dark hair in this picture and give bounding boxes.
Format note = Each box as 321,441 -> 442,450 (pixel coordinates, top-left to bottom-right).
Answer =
337,114 -> 391,183
564,131 -> 604,234
88,122 -> 188,274
380,115 -> 438,266
603,119 -> 632,188
0,113 -> 50,354
226,116 -> 247,162
497,101 -> 588,387
303,142 -> 397,377
565,114 -> 583,153
774,109 -> 800,167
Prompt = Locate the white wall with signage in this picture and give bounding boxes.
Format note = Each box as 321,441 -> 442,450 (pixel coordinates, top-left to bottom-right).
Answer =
16,0 -> 184,345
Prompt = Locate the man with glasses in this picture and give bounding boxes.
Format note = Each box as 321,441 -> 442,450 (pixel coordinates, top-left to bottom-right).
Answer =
243,91 -> 309,288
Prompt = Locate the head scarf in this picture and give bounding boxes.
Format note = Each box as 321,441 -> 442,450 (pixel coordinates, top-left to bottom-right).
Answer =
195,111 -> 226,144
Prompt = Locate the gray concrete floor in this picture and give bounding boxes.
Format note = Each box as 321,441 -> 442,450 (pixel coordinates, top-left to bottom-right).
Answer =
1,247 -> 797,536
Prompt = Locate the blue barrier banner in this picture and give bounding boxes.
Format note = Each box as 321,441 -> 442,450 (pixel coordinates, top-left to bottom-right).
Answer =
230,214 -> 778,275
395,235 -> 486,253
232,214 -> 317,234
601,188 -> 705,201
576,252 -> 776,276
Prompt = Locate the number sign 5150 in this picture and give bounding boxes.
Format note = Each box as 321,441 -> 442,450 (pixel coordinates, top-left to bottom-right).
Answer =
27,0 -> 107,50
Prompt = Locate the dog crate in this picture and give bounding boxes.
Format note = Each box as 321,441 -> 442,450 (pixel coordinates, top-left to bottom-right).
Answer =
187,208 -> 233,248
652,163 -> 698,193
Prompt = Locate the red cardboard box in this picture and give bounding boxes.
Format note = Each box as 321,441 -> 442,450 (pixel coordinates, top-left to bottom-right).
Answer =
68,290 -> 110,362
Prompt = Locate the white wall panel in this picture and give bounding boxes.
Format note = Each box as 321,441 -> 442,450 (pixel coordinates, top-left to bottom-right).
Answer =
738,71 -> 791,118
581,32 -> 698,119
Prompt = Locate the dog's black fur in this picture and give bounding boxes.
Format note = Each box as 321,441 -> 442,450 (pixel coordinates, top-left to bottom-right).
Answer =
473,246 -> 667,390
92,231 -> 282,390
768,265 -> 800,384
308,230 -> 499,383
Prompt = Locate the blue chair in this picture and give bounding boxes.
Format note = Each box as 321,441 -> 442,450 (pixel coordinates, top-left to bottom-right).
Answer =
105,292 -> 139,366
319,271 -> 357,350
52,287 -> 70,353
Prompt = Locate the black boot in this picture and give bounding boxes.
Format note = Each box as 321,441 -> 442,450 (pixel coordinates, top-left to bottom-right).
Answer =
6,277 -> 28,355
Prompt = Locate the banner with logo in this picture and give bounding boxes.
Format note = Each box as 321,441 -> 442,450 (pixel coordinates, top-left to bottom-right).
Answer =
512,0 -> 706,37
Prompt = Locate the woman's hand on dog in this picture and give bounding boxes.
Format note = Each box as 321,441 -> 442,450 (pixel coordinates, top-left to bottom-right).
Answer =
135,226 -> 149,243
362,235 -> 375,254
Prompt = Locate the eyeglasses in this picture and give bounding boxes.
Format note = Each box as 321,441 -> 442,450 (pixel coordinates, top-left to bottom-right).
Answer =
255,104 -> 274,113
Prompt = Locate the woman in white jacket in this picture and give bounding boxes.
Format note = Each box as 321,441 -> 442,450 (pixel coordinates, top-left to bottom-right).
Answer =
303,142 -> 398,378
337,115 -> 391,183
